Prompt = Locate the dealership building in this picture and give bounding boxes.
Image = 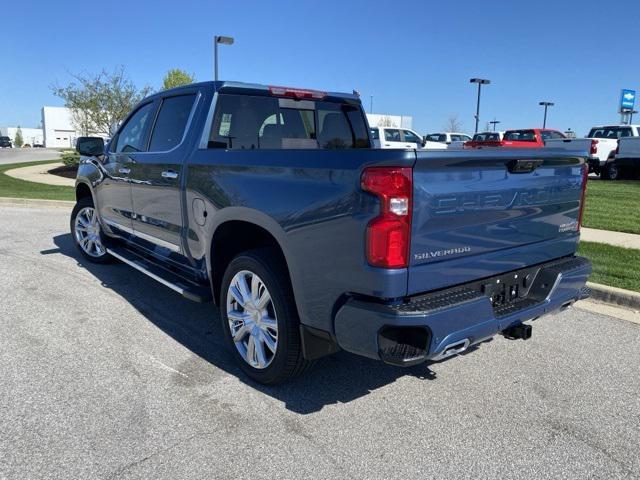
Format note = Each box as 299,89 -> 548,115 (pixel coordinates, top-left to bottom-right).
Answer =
41,106 -> 81,148
366,113 -> 413,130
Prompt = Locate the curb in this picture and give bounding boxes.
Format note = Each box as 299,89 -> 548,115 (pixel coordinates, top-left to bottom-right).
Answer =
587,281 -> 640,311
0,197 -> 74,208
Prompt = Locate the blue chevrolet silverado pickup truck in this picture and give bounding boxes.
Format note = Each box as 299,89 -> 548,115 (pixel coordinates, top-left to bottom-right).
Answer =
72,81 -> 592,384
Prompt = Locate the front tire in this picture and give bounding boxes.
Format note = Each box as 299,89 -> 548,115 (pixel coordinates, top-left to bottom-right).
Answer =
220,249 -> 310,384
70,196 -> 112,263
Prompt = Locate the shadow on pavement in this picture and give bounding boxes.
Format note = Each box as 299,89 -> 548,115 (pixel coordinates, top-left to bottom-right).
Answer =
49,233 -> 438,414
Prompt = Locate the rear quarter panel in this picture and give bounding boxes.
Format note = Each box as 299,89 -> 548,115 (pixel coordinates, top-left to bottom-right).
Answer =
184,148 -> 416,332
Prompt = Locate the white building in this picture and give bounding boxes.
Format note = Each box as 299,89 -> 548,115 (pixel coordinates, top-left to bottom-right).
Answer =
0,127 -> 44,146
41,106 -> 80,148
366,113 -> 413,130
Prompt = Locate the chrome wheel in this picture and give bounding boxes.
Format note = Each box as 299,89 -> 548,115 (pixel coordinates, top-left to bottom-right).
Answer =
226,270 -> 278,369
74,206 -> 106,258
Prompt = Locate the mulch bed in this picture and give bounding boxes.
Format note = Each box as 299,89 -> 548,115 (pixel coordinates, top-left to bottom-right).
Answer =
48,164 -> 78,179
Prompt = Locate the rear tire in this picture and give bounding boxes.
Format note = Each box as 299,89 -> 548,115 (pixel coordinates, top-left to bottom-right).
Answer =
219,249 -> 311,385
70,196 -> 112,264
602,163 -> 619,180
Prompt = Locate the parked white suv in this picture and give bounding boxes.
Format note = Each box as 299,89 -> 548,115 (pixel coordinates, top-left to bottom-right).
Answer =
370,127 -> 446,150
586,125 -> 640,176
424,132 -> 472,149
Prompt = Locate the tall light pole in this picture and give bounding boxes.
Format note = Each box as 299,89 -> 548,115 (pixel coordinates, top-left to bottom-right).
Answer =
214,35 -> 234,81
489,120 -> 500,132
470,78 -> 491,134
370,95 -> 373,114
539,101 -> 554,128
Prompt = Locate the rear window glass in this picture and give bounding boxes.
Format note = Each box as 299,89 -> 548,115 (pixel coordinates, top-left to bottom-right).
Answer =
588,127 -> 632,139
370,128 -> 379,140
426,134 -> 446,142
149,94 -> 196,151
540,130 -> 566,140
504,130 -> 536,142
473,133 -> 500,141
208,94 -> 369,150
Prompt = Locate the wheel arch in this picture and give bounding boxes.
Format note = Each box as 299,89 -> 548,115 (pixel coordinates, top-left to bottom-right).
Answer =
207,211 -> 303,318
75,181 -> 93,202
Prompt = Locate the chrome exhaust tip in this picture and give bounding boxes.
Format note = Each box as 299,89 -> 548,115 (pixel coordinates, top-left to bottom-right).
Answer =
432,339 -> 470,361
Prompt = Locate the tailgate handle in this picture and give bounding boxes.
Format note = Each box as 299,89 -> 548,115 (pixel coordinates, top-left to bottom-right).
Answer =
507,159 -> 544,174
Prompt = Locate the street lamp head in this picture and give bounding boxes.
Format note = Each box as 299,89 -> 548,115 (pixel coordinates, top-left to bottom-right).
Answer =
470,78 -> 491,85
215,35 -> 234,45
539,101 -> 554,106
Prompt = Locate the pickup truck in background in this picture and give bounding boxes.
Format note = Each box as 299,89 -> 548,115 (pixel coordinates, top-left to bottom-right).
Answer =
424,131 -> 472,149
71,81 -> 592,384
585,125 -> 640,178
466,128 -> 566,148
611,136 -> 640,179
370,126 -> 447,150
464,131 -> 504,148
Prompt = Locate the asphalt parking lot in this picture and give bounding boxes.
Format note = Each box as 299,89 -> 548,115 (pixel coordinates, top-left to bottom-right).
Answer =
1,205 -> 639,479
0,148 -> 60,165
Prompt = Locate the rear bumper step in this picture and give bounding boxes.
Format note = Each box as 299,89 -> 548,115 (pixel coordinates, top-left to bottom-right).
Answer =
334,256 -> 591,365
106,246 -> 212,302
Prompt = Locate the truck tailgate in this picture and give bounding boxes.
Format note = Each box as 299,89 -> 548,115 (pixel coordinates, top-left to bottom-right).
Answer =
408,149 -> 585,295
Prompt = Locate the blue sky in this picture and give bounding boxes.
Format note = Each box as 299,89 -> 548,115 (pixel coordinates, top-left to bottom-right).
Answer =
1,0 -> 638,136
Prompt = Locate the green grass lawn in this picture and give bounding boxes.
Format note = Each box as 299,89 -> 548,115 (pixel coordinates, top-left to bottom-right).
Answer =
578,241 -> 640,293
582,179 -> 640,234
0,160 -> 75,201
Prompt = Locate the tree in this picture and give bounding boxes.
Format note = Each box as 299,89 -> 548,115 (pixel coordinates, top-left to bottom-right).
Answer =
443,114 -> 463,132
162,69 -> 195,90
52,66 -> 152,136
14,127 -> 23,148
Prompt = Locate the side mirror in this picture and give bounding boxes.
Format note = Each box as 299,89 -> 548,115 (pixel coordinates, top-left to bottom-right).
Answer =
421,139 -> 427,147
76,137 -> 105,157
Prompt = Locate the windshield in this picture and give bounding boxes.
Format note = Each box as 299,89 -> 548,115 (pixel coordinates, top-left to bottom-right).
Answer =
504,130 -> 536,142
588,127 -> 633,139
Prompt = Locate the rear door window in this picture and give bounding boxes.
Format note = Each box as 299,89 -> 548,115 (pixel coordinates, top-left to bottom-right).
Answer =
149,94 -> 196,151
370,128 -> 380,140
209,93 -> 369,149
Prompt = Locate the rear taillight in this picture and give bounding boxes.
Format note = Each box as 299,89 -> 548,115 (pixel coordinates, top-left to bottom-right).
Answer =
361,167 -> 412,268
577,163 -> 589,230
590,139 -> 599,155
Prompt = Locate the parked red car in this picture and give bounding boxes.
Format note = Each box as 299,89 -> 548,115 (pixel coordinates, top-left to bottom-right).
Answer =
465,128 -> 566,148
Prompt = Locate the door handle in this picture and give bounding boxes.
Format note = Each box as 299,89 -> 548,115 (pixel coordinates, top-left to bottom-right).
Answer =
162,170 -> 179,179
118,167 -> 131,174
